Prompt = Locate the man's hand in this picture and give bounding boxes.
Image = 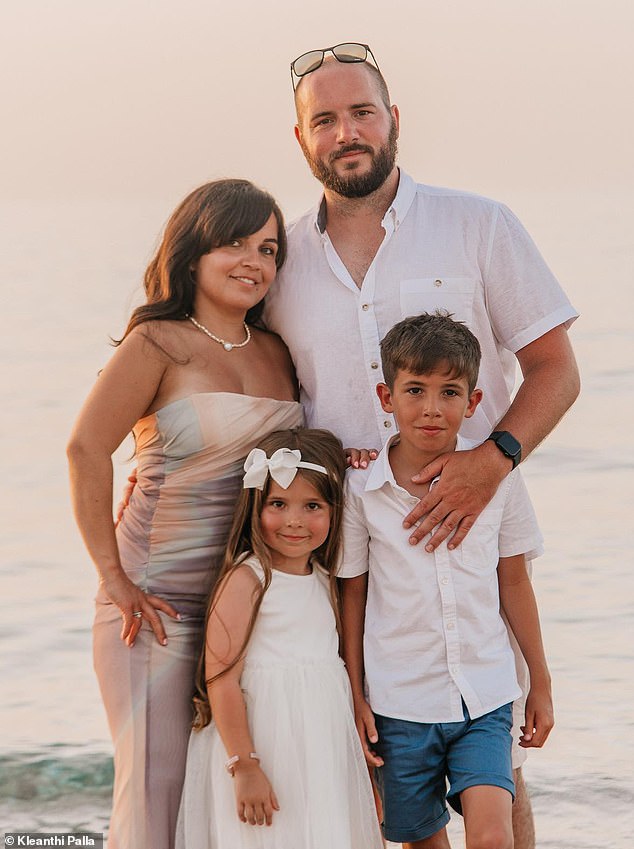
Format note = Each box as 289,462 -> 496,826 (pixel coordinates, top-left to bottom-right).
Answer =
403,441 -> 511,550
114,470 -> 138,527
354,698 -> 384,768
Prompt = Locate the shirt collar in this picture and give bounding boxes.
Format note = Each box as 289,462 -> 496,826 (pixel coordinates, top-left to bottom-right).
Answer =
384,169 -> 416,231
365,432 -> 472,492
313,169 -> 417,236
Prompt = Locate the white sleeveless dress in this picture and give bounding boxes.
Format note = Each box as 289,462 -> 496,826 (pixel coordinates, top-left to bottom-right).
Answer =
176,556 -> 383,849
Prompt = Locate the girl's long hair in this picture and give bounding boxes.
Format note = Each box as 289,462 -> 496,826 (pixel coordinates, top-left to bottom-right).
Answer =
116,179 -> 286,343
192,428 -> 346,730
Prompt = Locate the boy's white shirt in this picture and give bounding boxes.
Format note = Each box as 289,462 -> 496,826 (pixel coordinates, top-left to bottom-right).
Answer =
340,434 -> 544,724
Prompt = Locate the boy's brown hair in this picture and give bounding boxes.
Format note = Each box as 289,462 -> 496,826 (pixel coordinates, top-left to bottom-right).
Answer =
380,311 -> 481,391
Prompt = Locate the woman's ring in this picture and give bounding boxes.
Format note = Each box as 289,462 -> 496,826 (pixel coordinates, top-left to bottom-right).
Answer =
132,611 -> 142,618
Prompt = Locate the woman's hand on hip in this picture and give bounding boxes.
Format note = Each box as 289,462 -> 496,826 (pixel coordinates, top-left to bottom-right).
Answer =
100,572 -> 180,647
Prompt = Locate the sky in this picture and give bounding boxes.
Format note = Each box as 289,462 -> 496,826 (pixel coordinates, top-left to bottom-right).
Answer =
2,0 -> 633,216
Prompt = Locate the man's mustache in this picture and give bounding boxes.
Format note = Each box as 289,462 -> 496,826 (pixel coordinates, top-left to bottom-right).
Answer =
330,144 -> 373,163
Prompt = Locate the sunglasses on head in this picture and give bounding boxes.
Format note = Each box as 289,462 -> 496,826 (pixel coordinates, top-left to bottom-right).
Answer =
290,42 -> 380,91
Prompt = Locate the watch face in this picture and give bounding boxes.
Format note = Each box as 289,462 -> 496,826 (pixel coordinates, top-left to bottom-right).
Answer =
497,431 -> 521,458
489,431 -> 521,467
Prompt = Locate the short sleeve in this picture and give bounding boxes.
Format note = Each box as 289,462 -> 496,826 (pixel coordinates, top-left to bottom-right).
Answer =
485,204 -> 578,353
338,476 -> 371,579
498,469 -> 544,561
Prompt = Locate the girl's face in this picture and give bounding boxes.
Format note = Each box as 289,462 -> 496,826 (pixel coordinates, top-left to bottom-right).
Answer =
260,475 -> 331,574
191,213 -> 279,316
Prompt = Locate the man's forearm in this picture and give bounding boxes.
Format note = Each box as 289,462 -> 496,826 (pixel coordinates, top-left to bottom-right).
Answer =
498,325 -> 580,460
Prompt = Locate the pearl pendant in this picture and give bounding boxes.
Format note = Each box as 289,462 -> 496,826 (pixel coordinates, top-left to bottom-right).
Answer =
186,315 -> 251,351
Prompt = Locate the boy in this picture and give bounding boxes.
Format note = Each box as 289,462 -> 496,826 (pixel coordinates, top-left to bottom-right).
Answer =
340,313 -> 554,849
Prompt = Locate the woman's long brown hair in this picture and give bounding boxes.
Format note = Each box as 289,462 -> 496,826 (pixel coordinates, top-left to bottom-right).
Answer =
115,178 -> 286,343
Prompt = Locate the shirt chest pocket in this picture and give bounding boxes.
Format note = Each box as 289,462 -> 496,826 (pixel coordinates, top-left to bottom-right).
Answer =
459,507 -> 504,574
400,277 -> 477,326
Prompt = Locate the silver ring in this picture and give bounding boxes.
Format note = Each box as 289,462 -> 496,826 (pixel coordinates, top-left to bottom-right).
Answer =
132,611 -> 142,618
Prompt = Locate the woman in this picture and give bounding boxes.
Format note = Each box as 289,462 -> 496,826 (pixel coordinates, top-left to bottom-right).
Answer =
67,179 -> 302,849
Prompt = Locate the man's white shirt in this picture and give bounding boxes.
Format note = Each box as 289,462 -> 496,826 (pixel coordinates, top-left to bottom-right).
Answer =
265,170 -> 578,448
339,435 -> 544,724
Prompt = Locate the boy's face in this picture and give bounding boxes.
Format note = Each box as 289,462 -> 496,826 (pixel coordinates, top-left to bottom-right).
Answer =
377,366 -> 482,456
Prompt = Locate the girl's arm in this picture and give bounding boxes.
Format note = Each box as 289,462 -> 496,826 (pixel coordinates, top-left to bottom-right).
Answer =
206,565 -> 279,827
498,554 -> 554,748
67,326 -> 178,646
340,574 -> 383,767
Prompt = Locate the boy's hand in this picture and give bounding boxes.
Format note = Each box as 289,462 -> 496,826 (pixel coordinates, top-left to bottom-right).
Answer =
234,763 -> 279,826
345,447 -> 379,470
354,698 -> 384,767
519,684 -> 554,748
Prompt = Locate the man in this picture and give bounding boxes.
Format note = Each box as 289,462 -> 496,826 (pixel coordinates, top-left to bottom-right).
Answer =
265,43 -> 579,849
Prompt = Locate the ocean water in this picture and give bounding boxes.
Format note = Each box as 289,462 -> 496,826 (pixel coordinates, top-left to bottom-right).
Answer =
1,194 -> 632,846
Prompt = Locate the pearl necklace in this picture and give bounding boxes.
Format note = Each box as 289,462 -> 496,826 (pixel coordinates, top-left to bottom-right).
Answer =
187,315 -> 251,351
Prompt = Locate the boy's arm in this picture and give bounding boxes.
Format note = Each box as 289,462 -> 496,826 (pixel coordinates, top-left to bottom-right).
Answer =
206,567 -> 279,826
341,574 -> 383,767
498,554 -> 554,748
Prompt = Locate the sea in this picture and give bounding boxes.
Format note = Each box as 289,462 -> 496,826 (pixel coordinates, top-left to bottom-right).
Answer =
1,190 -> 632,847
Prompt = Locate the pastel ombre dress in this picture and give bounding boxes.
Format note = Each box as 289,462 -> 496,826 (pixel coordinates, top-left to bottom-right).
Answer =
93,392 -> 302,849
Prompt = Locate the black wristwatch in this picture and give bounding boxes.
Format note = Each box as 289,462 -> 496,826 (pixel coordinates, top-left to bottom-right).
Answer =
487,431 -> 522,469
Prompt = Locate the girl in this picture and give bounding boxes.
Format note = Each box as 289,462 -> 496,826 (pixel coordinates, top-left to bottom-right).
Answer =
68,179 -> 302,848
176,428 -> 383,849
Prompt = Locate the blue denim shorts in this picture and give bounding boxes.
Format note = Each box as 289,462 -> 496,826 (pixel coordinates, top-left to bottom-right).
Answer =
374,703 -> 515,844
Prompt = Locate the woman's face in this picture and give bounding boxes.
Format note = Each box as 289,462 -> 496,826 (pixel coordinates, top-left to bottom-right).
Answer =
191,213 -> 279,315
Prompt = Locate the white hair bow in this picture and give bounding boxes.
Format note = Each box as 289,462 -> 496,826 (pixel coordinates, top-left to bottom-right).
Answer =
243,448 -> 328,490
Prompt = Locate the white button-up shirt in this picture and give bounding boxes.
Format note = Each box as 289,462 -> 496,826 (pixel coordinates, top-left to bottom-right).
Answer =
339,435 -> 544,723
265,171 -> 578,449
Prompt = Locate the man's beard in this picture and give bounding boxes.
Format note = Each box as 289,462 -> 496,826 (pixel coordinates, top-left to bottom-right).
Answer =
301,119 -> 398,199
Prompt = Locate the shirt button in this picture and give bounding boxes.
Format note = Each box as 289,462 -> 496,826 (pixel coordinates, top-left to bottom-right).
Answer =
361,303 -> 370,311
434,279 -> 443,287
451,665 -> 458,674
440,577 -> 449,585
383,420 -> 392,428
370,361 -> 379,370
446,621 -> 455,630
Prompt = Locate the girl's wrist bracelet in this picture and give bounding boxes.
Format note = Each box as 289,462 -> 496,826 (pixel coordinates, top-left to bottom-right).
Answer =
225,752 -> 260,777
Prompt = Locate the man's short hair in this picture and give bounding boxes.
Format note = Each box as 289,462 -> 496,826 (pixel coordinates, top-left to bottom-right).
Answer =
294,60 -> 392,122
380,311 -> 481,392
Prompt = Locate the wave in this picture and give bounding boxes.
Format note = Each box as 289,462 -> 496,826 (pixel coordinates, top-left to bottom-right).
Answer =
0,748 -> 113,802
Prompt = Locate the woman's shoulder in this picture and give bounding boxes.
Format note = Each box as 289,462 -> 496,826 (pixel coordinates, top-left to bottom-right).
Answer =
128,318 -> 192,343
250,327 -> 298,394
251,326 -> 290,360
122,319 -> 194,363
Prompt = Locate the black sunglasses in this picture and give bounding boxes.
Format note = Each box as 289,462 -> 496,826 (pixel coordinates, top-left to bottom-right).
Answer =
290,43 -> 380,91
